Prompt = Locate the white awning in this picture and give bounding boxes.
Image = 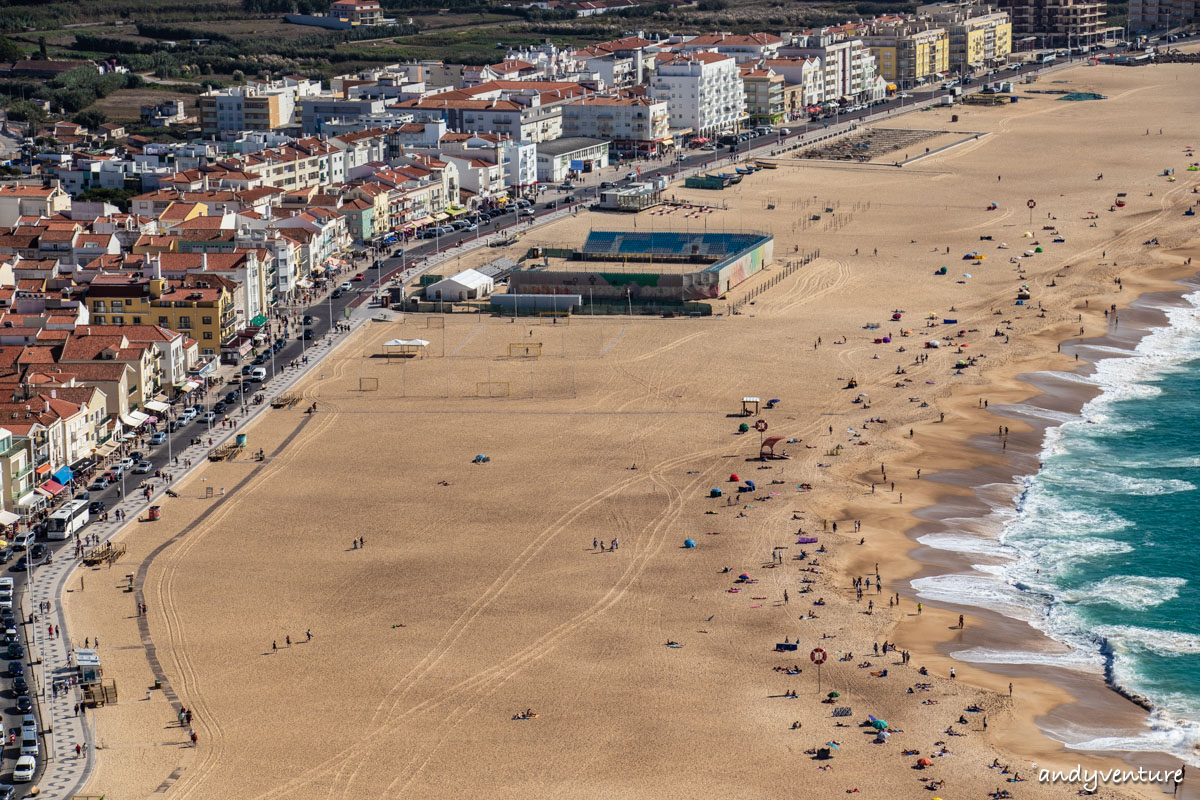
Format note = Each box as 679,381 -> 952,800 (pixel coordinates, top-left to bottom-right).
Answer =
181,381 -> 201,393
0,510 -> 18,526
384,339 -> 429,347
120,411 -> 150,428
145,400 -> 170,413
15,493 -> 42,508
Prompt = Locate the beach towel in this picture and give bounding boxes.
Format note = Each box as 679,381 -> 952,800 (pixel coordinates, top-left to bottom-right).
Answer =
833,707 -> 852,717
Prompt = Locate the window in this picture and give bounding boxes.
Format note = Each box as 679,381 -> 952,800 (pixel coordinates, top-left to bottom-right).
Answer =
111,316 -> 124,324
111,300 -> 123,310
94,316 -> 105,324
157,316 -> 169,327
203,332 -> 213,340
93,301 -> 106,312
132,317 -> 142,324
202,316 -> 213,325
178,316 -> 192,329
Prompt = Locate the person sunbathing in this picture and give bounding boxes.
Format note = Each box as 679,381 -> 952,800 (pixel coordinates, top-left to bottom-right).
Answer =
814,598 -> 826,606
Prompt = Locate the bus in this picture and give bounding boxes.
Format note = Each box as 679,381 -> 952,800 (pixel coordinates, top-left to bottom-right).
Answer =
46,498 -> 89,540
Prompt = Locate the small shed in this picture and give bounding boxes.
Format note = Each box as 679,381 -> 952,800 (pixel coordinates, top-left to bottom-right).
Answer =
425,268 -> 495,302
75,648 -> 102,685
741,396 -> 760,416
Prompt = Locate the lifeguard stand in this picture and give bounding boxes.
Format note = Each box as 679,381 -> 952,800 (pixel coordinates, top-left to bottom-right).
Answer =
741,397 -> 760,416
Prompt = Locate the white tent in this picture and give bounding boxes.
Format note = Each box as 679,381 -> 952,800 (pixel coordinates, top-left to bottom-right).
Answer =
425,268 -> 495,302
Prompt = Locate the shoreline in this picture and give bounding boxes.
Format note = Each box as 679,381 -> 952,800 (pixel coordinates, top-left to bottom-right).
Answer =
62,60 -> 1200,799
879,256 -> 1200,776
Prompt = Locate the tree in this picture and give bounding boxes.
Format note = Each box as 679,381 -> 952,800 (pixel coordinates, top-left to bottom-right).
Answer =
73,110 -> 109,130
232,69 -> 245,83
0,37 -> 23,64
37,36 -> 47,60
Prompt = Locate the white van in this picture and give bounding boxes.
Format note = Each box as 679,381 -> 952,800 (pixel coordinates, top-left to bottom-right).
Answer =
12,531 -> 34,551
19,730 -> 38,757
13,754 -> 35,781
250,367 -> 267,382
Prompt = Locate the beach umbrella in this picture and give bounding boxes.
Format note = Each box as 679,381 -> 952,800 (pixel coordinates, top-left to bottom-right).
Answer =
877,731 -> 891,740
739,423 -> 750,433
917,757 -> 933,767
871,719 -> 888,730
962,273 -> 972,278
738,573 -> 751,580
827,691 -> 840,698
683,538 -> 696,548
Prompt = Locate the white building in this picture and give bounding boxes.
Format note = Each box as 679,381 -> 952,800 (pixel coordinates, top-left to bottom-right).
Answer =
676,32 -> 784,63
425,268 -> 494,302
781,36 -> 877,103
762,58 -> 826,106
650,52 -> 746,138
562,95 -> 671,157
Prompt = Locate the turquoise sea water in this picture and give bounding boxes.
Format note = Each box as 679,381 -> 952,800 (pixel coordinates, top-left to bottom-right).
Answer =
913,289 -> 1200,762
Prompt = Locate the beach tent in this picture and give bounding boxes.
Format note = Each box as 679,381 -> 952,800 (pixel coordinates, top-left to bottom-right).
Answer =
684,539 -> 696,548
738,422 -> 750,433
710,487 -> 723,497
744,480 -> 756,491
797,536 -> 819,544
729,474 -> 740,482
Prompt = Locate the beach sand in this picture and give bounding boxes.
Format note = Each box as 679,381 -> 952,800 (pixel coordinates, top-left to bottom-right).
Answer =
66,60 -> 1200,800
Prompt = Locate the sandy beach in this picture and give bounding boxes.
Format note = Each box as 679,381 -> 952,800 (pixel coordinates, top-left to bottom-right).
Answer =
64,59 -> 1200,799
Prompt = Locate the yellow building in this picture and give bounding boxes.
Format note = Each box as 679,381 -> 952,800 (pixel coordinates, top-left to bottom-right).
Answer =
83,273 -> 237,357
864,25 -> 950,88
919,3 -> 1012,75
198,89 -> 285,138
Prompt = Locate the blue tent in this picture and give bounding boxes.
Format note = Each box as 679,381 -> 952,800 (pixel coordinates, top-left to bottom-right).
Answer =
52,465 -> 72,485
710,487 -> 723,497
745,480 -> 756,491
684,539 -> 696,548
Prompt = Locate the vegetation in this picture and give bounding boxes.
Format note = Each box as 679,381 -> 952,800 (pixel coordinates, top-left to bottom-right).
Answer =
75,187 -> 139,211
0,35 -> 24,62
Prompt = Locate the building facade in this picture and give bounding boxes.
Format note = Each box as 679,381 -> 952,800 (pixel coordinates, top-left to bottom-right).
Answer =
650,52 -> 746,138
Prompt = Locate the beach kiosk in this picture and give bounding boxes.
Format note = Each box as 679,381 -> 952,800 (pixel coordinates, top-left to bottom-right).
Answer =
741,397 -> 761,416
75,647 -> 117,706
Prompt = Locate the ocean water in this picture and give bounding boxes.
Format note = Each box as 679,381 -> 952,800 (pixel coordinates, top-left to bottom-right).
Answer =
915,288 -> 1200,763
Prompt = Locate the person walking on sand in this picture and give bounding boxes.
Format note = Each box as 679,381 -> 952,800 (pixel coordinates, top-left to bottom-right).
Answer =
272,641 -> 277,653
307,629 -> 312,642
959,614 -> 964,629
917,603 -> 922,615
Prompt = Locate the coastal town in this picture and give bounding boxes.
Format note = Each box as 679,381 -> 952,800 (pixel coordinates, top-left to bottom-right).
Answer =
0,0 -> 1197,795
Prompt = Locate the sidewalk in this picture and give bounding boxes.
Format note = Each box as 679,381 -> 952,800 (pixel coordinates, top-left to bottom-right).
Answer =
42,307 -> 376,798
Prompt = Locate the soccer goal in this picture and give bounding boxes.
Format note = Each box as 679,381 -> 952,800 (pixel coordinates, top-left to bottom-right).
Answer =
426,316 -> 446,329
476,381 -> 511,397
535,311 -> 570,325
358,377 -> 380,391
507,342 -> 543,359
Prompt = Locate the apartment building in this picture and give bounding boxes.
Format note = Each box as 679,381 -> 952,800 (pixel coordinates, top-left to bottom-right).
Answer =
919,4 -> 1013,75
861,23 -> 951,88
198,77 -> 322,139
1129,0 -> 1196,29
782,36 -> 877,103
761,57 -> 826,107
562,95 -> 671,156
331,0 -> 384,25
994,0 -> 1109,45
393,81 -> 588,143
740,68 -> 785,126
676,32 -> 785,63
650,52 -> 746,138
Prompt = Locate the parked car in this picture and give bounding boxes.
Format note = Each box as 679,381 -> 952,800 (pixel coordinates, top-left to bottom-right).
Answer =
331,288 -> 343,299
0,548 -> 12,565
133,460 -> 153,474
150,432 -> 167,445
29,545 -> 45,562
199,411 -> 217,424
225,391 -> 240,405
20,714 -> 35,734
302,328 -> 314,340
6,642 -> 24,660
119,457 -> 134,470
88,478 -> 109,491
2,629 -> 17,645
213,401 -> 227,414
88,500 -> 106,515
250,368 -> 267,382
302,315 -> 315,325
462,221 -> 478,231
10,558 -> 25,573
11,676 -> 27,695
167,420 -> 181,433
13,754 -> 35,782
6,661 -> 22,678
